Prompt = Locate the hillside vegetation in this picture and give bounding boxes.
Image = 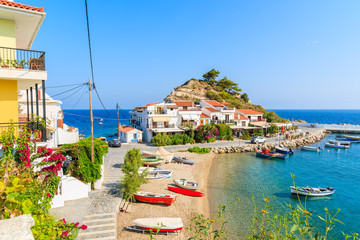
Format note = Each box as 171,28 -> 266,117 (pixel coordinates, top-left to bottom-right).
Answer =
165,69 -> 288,123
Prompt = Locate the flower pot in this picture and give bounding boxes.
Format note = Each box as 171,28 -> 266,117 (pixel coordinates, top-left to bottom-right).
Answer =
1,66 -> 9,68
15,67 -> 24,69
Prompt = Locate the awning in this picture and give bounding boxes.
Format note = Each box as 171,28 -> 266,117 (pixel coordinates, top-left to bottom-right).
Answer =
182,115 -> 191,120
251,121 -> 269,127
46,125 -> 56,132
152,116 -> 170,122
190,115 -> 199,120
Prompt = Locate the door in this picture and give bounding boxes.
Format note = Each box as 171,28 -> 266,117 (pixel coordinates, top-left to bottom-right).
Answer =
225,115 -> 229,123
258,116 -> 262,121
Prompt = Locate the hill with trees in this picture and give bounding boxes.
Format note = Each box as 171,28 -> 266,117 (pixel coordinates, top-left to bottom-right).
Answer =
164,69 -> 288,123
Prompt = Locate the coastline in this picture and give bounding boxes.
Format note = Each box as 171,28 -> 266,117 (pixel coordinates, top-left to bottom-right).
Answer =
116,151 -> 215,239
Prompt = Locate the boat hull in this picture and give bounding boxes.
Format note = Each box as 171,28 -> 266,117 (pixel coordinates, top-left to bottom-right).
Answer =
301,146 -> 322,152
168,186 -> 204,197
134,192 -> 176,206
173,179 -> 198,190
174,157 -> 195,165
133,218 -> 183,232
256,151 -> 285,159
325,143 -> 349,149
290,186 -> 335,197
328,139 -> 350,145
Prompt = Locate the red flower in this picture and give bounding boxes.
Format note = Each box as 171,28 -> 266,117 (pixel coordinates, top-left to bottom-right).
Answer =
47,193 -> 51,197
80,224 -> 87,230
62,218 -> 66,223
74,222 -> 79,227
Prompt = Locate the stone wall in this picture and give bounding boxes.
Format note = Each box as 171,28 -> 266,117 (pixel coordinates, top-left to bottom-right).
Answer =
211,131 -> 326,154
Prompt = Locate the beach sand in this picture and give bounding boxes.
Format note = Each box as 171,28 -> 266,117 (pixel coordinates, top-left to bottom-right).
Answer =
116,151 -> 215,240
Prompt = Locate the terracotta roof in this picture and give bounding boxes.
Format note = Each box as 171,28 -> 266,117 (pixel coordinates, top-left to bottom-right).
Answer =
234,113 -> 248,120
200,114 -> 210,119
205,100 -> 224,107
204,107 -> 219,113
220,102 -> 228,105
237,109 -> 263,115
0,0 -> 44,12
165,104 -> 178,108
173,101 -> 194,107
143,102 -> 161,107
119,126 -> 136,133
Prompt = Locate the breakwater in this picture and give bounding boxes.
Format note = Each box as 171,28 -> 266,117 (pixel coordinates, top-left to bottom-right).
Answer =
211,131 -> 326,154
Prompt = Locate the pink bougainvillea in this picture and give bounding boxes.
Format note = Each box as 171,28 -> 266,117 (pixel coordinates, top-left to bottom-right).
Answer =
80,225 -> 87,230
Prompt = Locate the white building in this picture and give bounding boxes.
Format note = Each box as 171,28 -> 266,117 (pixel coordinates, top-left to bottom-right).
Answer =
237,109 -> 265,122
200,100 -> 235,124
119,126 -> 142,143
17,88 -> 79,147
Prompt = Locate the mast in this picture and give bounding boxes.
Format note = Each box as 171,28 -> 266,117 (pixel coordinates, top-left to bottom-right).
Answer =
117,102 -> 120,139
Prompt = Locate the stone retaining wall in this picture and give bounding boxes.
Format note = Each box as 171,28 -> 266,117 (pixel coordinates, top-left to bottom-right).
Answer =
211,131 -> 326,154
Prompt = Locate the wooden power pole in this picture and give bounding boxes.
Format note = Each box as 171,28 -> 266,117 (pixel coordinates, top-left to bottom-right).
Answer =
116,103 -> 120,139
89,79 -> 94,163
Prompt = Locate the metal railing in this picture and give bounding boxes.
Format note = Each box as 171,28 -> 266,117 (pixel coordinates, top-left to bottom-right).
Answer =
0,46 -> 45,71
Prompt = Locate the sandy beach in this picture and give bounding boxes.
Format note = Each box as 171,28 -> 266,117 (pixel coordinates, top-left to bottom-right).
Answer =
116,151 -> 215,239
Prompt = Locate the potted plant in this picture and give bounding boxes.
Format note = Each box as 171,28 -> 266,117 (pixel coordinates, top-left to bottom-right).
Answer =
15,59 -> 26,69
0,58 -> 10,68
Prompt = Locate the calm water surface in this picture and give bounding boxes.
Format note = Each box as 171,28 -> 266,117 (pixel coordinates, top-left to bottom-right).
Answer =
209,134 -> 360,239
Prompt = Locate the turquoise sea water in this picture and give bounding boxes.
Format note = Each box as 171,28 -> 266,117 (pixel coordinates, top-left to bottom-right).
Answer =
209,134 -> 360,239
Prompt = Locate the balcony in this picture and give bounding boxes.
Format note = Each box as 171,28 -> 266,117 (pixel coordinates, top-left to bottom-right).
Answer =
0,47 -> 47,89
0,46 -> 45,71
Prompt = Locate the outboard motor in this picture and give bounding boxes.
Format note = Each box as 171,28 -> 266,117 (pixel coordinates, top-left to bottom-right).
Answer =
289,148 -> 294,155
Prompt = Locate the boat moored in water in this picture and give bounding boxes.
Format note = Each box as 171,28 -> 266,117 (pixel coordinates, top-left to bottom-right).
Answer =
336,137 -> 360,143
255,148 -> 286,159
328,139 -> 351,145
325,142 -> 350,149
275,146 -> 294,155
301,146 -> 323,152
290,186 -> 335,197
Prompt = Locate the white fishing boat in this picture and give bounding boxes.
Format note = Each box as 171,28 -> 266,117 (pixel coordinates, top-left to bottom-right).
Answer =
290,186 -> 335,197
325,142 -> 349,149
301,146 -> 323,152
328,139 -> 351,146
146,170 -> 173,180
173,179 -> 198,190
126,218 -> 183,234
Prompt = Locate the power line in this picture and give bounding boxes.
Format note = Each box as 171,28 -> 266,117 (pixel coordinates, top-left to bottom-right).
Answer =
60,84 -> 87,101
84,0 -> 109,113
46,83 -> 85,89
69,87 -> 88,110
63,112 -> 128,121
50,84 -> 86,98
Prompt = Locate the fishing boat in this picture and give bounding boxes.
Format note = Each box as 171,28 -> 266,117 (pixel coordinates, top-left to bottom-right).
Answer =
290,186 -> 335,197
133,192 -> 177,206
328,139 -> 351,146
255,149 -> 286,160
167,186 -> 204,197
143,161 -> 164,166
126,218 -> 183,233
142,157 -> 164,166
173,156 -> 195,165
336,137 -> 360,143
325,142 -> 349,149
146,170 -> 173,180
301,146 -> 323,152
173,179 -> 198,190
275,146 -> 294,155
342,135 -> 360,140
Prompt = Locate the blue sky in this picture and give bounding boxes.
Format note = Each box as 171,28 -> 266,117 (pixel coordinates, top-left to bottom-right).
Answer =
23,0 -> 360,109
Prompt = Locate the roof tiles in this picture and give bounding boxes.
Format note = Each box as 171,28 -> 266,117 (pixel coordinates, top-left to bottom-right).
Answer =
237,109 -> 263,115
205,100 -> 224,107
0,0 -> 44,12
173,101 -> 194,107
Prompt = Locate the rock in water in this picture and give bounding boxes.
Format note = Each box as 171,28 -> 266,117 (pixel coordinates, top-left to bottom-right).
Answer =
0,214 -> 35,240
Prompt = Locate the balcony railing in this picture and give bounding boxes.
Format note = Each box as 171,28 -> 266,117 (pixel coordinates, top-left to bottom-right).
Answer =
0,46 -> 45,71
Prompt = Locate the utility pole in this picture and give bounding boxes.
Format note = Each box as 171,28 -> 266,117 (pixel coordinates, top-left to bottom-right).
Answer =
88,79 -> 94,163
117,102 -> 120,139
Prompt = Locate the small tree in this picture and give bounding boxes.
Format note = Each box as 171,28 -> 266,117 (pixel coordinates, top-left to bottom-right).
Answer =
241,93 -> 249,103
216,77 -> 241,94
120,148 -> 147,201
203,68 -> 220,84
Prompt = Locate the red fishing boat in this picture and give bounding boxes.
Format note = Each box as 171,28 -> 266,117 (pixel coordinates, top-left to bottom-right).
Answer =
167,186 -> 204,197
133,191 -> 177,206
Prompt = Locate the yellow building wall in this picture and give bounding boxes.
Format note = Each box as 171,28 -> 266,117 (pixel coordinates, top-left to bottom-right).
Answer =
0,80 -> 18,123
0,18 -> 16,48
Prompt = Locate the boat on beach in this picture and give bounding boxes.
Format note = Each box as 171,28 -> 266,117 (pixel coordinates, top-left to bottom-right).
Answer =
325,142 -> 349,149
126,218 -> 183,233
133,191 -> 177,206
173,179 -> 198,190
167,186 -> 204,197
290,186 -> 335,197
173,156 -> 195,165
146,170 -> 173,180
301,146 -> 323,152
142,157 -> 164,166
328,139 -> 351,145
275,146 -> 294,155
255,148 -> 286,159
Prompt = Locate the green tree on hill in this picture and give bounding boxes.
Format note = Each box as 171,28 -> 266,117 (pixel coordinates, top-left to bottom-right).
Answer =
216,77 -> 241,94
203,68 -> 220,84
241,93 -> 249,103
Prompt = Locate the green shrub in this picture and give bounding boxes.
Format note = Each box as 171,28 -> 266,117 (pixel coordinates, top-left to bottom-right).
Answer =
206,90 -> 222,103
61,138 -> 108,183
182,134 -> 194,144
267,123 -> 279,134
215,123 -> 231,139
188,147 -> 211,154
195,125 -> 219,143
152,133 -> 173,146
241,130 -> 251,140
226,135 -> 234,141
171,134 -> 183,145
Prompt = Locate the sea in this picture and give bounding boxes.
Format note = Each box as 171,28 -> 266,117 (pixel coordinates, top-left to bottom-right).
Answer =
63,109 -> 360,238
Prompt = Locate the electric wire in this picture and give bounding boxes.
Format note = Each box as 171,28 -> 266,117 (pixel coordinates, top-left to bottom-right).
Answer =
63,112 -> 128,121
69,87 -> 88,110
84,0 -> 109,113
46,83 -> 85,89
50,84 -> 87,98
60,85 -> 87,102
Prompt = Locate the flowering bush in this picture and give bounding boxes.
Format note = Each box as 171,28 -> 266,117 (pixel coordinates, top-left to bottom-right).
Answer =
194,124 -> 219,143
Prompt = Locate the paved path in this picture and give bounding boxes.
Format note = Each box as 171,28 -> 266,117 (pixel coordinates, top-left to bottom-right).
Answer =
49,126 -> 322,239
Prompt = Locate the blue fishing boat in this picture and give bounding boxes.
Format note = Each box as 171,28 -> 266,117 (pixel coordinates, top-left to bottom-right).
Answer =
275,146 -> 294,155
255,149 -> 286,160
336,137 -> 360,143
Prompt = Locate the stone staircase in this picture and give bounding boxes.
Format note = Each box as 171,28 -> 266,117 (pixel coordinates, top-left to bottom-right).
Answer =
77,213 -> 116,240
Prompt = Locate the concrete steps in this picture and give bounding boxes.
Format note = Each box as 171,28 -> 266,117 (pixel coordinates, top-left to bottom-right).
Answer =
77,213 -> 116,240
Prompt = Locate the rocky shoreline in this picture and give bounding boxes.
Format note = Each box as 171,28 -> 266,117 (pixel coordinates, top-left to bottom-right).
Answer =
211,131 -> 326,154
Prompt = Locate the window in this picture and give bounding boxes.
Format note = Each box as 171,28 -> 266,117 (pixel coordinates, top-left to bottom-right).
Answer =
133,133 -> 137,139
200,120 -> 204,125
206,120 -> 209,124
242,121 -> 246,126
